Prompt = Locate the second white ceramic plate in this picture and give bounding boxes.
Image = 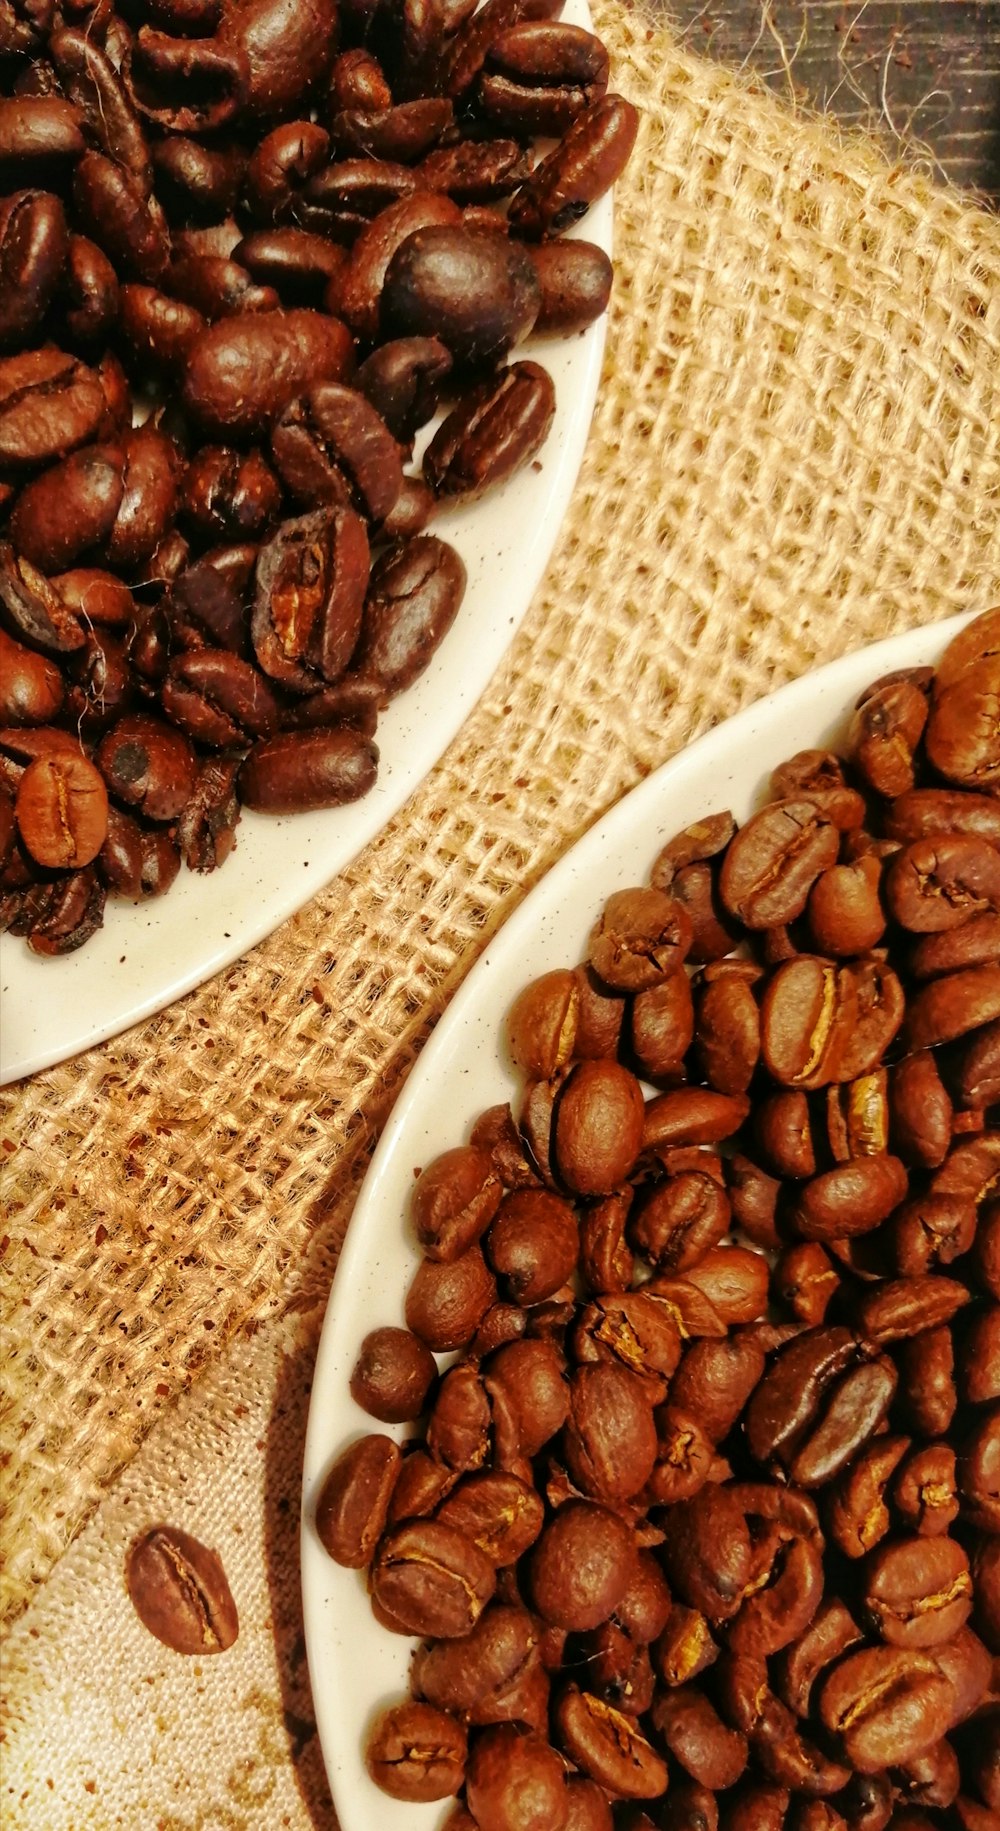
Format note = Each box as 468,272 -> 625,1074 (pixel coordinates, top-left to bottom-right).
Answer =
300,611 -> 973,1831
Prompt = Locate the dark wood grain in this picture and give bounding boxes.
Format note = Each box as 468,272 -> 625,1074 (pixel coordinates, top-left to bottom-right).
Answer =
663,1 -> 1000,207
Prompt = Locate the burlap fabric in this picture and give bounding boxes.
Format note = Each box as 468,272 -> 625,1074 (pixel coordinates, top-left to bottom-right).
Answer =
2,2 -> 999,1822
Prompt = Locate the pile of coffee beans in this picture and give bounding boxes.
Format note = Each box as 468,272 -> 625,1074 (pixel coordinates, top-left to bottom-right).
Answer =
0,0 -> 637,956
317,609 -> 999,1831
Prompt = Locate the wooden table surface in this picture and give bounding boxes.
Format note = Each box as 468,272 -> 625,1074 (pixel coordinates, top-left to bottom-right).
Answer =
665,1 -> 1000,208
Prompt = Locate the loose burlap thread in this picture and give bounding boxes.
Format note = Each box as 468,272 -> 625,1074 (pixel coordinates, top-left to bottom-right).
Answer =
2,3 -> 999,1823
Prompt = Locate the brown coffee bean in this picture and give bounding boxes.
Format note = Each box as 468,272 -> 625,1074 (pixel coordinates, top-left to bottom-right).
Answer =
483,1187 -> 577,1303
925,656 -> 1000,791
97,713 -> 196,822
894,1443 -> 960,1538
405,1244 -> 497,1352
479,22 -> 609,136
889,1050 -> 953,1168
791,1154 -> 908,1241
721,800 -> 840,930
316,1432 -> 401,1566
10,441 -> 124,571
183,309 -> 353,438
371,1516 -> 496,1637
356,335 -> 453,449
848,675 -> 928,797
650,1686 -> 749,1790
856,1274 -> 970,1346
125,1524 -> 239,1655
756,1088 -> 816,1178
563,1362 -> 657,1503
436,1470 -> 545,1567
863,1535 -> 972,1648
270,382 -> 403,522
349,1326 -> 438,1422
553,1059 -> 645,1195
773,1242 -> 841,1327
466,1724 -> 571,1831
251,504 -> 368,690
508,93 -> 639,238
15,751 -> 108,869
825,1434 -> 910,1559
896,1324 -> 958,1439
412,1602 -> 542,1723
807,855 -> 886,956
50,25 -> 149,183
629,968 -> 695,1080
886,835 -> 1000,933
528,1499 -> 635,1629
0,189 -> 69,352
0,348 -> 107,474
179,445 -> 282,543
424,360 -> 556,502
819,1644 -> 953,1773
628,1172 -> 731,1277
886,786 -> 1000,849
365,1699 -> 466,1801
891,1192 -> 977,1277
555,1688 -> 668,1799
774,1598 -> 863,1717
413,1146 -> 503,1263
506,969 -> 579,1080
352,532 -> 467,695
380,222 -> 539,363
957,1406 -> 1000,1532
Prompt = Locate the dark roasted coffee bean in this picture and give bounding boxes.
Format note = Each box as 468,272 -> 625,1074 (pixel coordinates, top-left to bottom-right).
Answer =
352,533 -> 466,695
50,25 -> 150,183
0,95 -> 85,192
125,26 -> 248,134
271,383 -> 402,520
419,139 -> 532,204
239,725 -> 378,812
508,92 -> 639,237
97,713 -> 197,821
382,223 -> 540,365
183,309 -> 353,438
0,189 -> 68,351
125,1524 -> 239,1654
161,649 -> 281,747
9,441 -> 124,571
424,360 -> 555,500
217,0 -> 339,120
152,134 -> 245,223
252,504 -> 369,688
479,22 -> 609,136
179,446 -> 282,544
72,151 -> 168,282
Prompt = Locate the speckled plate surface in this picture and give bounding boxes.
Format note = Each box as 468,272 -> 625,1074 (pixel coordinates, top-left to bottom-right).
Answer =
300,611 -> 972,1831
0,46 -> 609,1087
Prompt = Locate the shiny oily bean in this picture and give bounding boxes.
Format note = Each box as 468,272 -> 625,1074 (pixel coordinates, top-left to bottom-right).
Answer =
424,361 -> 556,502
0,347 -> 107,474
0,189 -> 68,352
352,534 -> 466,696
9,441 -> 124,571
239,727 -> 378,813
270,382 -> 403,522
508,93 -> 639,238
479,22 -> 610,137
792,1155 -> 909,1241
182,309 -> 353,438
381,221 -> 539,364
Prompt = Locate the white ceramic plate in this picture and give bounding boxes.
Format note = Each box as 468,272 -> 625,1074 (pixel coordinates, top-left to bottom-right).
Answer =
300,611 -> 974,1831
0,39 -> 609,1089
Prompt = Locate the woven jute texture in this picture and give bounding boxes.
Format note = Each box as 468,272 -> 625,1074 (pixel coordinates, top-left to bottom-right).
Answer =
2,0 -> 1000,1820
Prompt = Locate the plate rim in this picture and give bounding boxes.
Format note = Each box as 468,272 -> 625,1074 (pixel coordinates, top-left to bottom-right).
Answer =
300,608 -> 977,1830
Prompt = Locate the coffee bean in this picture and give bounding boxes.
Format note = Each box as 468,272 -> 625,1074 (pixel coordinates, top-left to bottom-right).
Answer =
315,1432 -> 401,1567
125,1524 -> 239,1655
366,1699 -> 467,1801
15,751 -> 108,868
